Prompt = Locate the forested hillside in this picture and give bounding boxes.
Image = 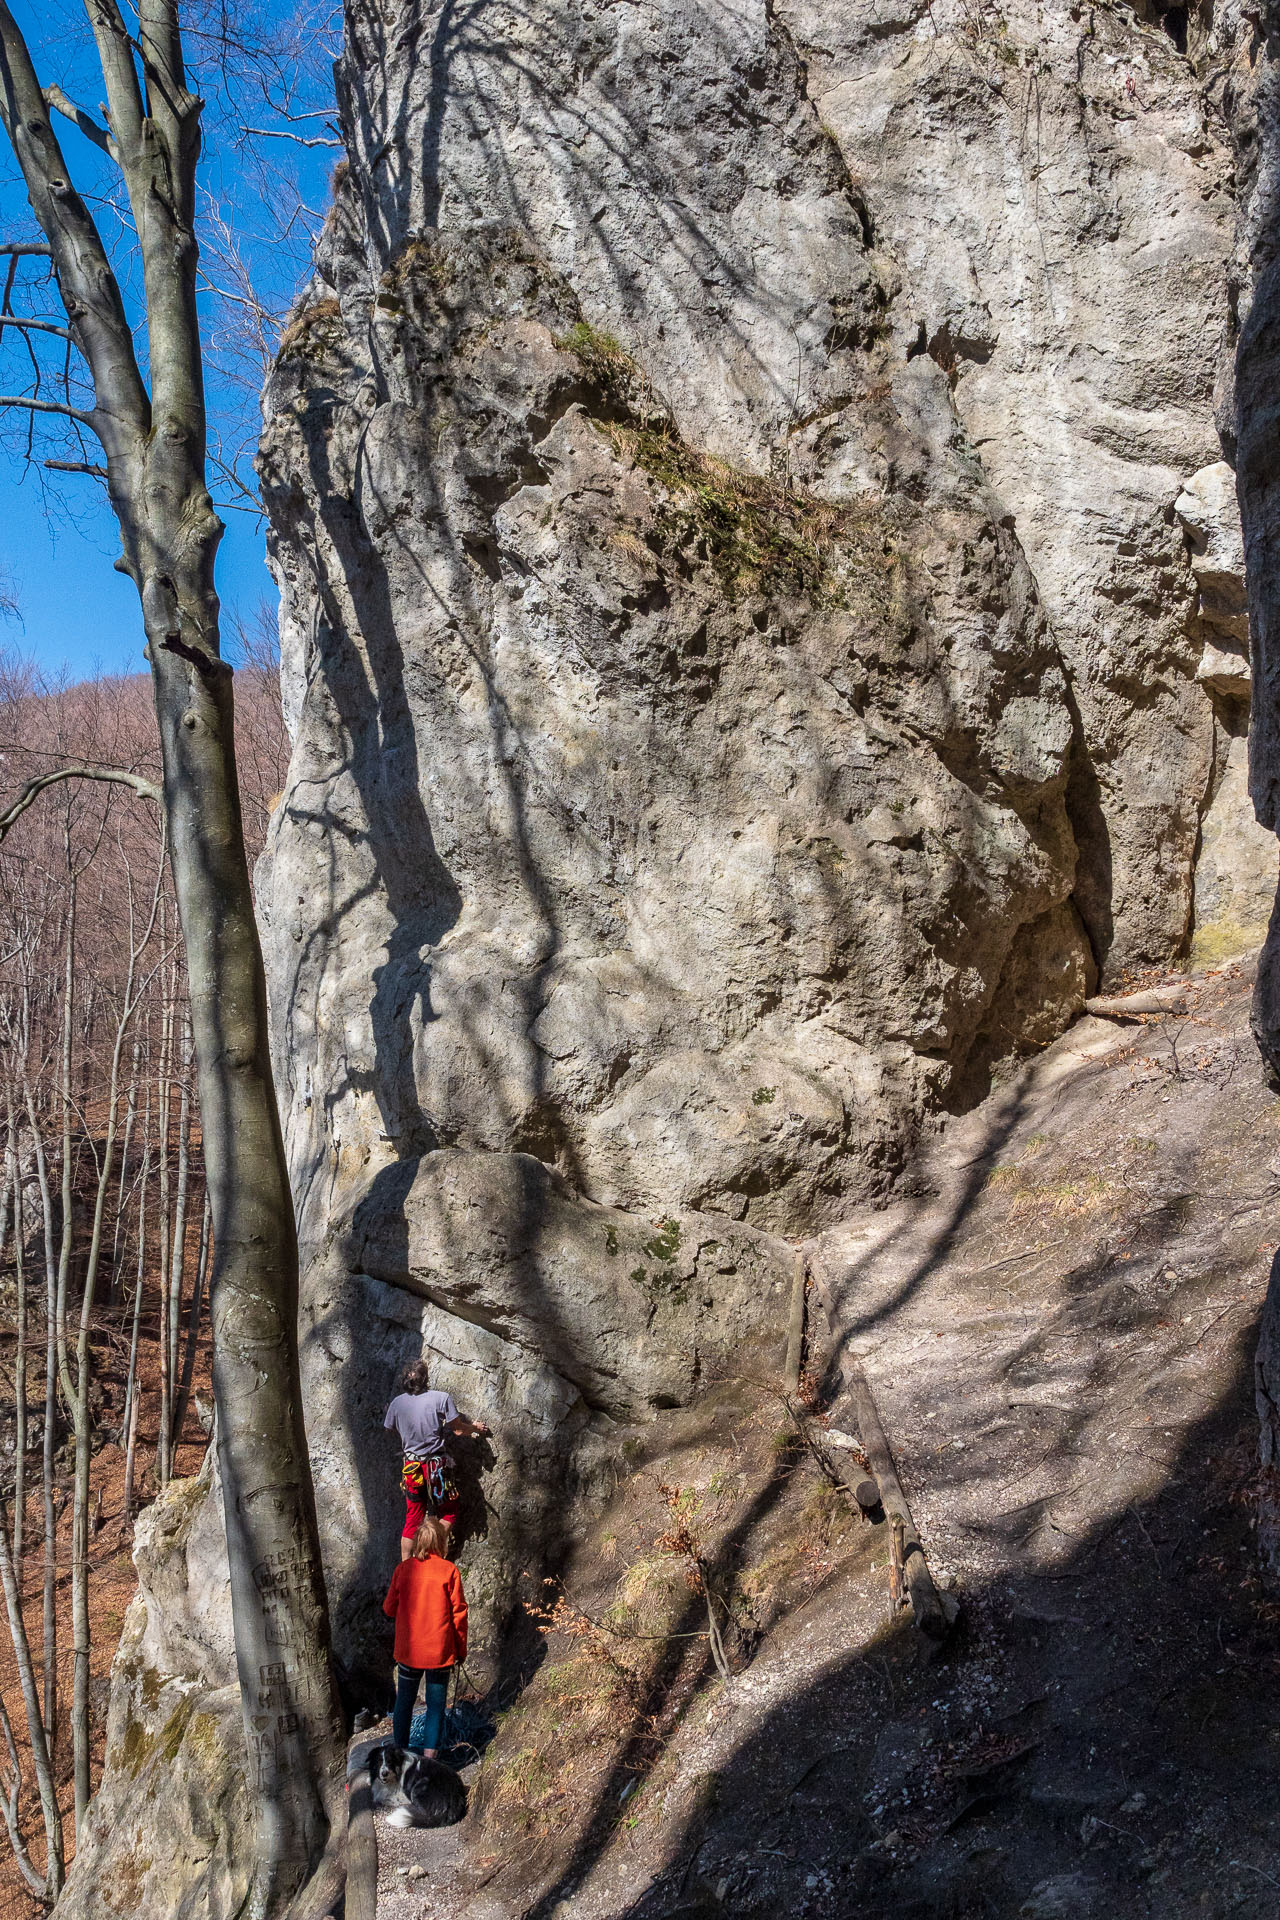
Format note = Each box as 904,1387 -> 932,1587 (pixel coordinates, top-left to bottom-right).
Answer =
0,646 -> 285,1918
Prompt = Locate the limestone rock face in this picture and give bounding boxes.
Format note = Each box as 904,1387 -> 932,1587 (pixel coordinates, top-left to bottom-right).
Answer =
786,0 -> 1234,974
248,0 -> 1249,1663
1194,721 -> 1278,957
255,0 -> 1103,1676
1172,460 -> 1274,955
1178,462 -> 1250,657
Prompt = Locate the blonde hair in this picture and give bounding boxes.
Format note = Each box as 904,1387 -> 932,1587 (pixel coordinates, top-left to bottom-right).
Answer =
411,1516 -> 449,1560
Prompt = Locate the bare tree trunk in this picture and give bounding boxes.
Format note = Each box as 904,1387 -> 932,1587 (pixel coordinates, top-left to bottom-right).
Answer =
66,835 -> 164,1829
110,1033 -> 142,1302
156,959 -> 173,1487
0,1089 -> 13,1279
168,571 -> 346,1915
12,1120 -> 26,1573
41,1314 -> 56,1747
43,888 -> 79,1764
47,854 -> 96,1831
122,1383 -> 141,1527
53,859 -> 75,1424
20,1075 -> 59,1746
0,10 -> 347,1905
0,1494 -> 62,1896
172,1185 -> 209,1456
122,1091 -> 151,1523
0,1686 -> 48,1896
168,1004 -> 192,1437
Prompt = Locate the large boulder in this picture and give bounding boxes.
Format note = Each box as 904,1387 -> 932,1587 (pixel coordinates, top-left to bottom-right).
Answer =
254,0 -> 1096,1675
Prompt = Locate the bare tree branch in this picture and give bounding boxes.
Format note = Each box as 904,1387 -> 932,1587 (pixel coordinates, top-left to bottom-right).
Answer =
0,767 -> 161,841
82,0 -> 144,159
0,3 -> 149,455
0,242 -> 50,257
42,84 -> 116,157
255,96 -> 337,123
243,125 -> 340,147
0,395 -> 93,421
43,458 -> 107,477
0,315 -> 70,339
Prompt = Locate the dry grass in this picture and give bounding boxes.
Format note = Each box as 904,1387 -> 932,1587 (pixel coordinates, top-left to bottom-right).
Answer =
986,1154 -> 1118,1221
555,320 -> 636,391
604,421 -> 898,606
468,1389 -> 862,1877
277,296 -> 341,356
477,1651 -> 641,1836
555,318 -> 904,606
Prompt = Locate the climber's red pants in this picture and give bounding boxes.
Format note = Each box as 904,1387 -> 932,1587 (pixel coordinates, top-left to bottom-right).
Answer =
403,1491 -> 459,1537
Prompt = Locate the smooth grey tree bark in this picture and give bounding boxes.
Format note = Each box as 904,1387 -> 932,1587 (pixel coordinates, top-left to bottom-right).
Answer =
0,1493 -> 62,1899
0,6 -> 347,1911
156,949 -> 174,1486
122,1085 -> 151,1522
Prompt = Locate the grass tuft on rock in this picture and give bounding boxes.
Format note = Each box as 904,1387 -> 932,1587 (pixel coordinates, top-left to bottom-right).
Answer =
556,319 -> 638,398
277,296 -> 341,356
557,317 -> 901,605
608,421 -> 897,606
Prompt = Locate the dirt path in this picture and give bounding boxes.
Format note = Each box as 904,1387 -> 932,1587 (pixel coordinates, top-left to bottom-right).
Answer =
365,1714 -> 479,1920
812,962 -> 1274,1617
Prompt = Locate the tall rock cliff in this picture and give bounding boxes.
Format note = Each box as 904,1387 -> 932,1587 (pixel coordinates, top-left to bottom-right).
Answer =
54,2 -> 1280,1914
257,0 -> 1104,1671
1232,1 -> 1280,1061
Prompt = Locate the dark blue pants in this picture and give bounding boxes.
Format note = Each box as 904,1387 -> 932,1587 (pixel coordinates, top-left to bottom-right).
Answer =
393,1664 -> 449,1752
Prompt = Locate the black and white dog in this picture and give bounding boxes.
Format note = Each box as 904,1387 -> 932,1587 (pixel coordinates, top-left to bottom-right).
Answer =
367,1744 -> 468,1829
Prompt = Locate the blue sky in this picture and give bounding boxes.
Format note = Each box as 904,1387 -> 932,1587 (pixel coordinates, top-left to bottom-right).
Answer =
2,455 -> 276,681
0,0 -> 338,684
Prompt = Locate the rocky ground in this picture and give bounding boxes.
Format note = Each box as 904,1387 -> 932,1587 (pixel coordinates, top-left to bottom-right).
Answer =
371,952 -> 1280,1918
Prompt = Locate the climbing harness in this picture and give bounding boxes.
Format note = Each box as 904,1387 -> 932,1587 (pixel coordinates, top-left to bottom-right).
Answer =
402,1452 -> 458,1514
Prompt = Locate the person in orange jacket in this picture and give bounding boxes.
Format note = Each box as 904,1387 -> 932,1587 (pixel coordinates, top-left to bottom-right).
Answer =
383,1516 -> 469,1755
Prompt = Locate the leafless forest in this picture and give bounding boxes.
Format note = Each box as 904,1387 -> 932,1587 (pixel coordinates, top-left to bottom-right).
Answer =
0,628 -> 286,1914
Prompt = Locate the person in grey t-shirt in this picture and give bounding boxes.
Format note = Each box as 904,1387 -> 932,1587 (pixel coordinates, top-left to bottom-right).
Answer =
385,1359 -> 490,1559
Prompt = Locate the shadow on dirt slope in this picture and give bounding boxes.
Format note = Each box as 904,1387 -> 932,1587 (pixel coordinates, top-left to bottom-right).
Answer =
377,956 -> 1280,1920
